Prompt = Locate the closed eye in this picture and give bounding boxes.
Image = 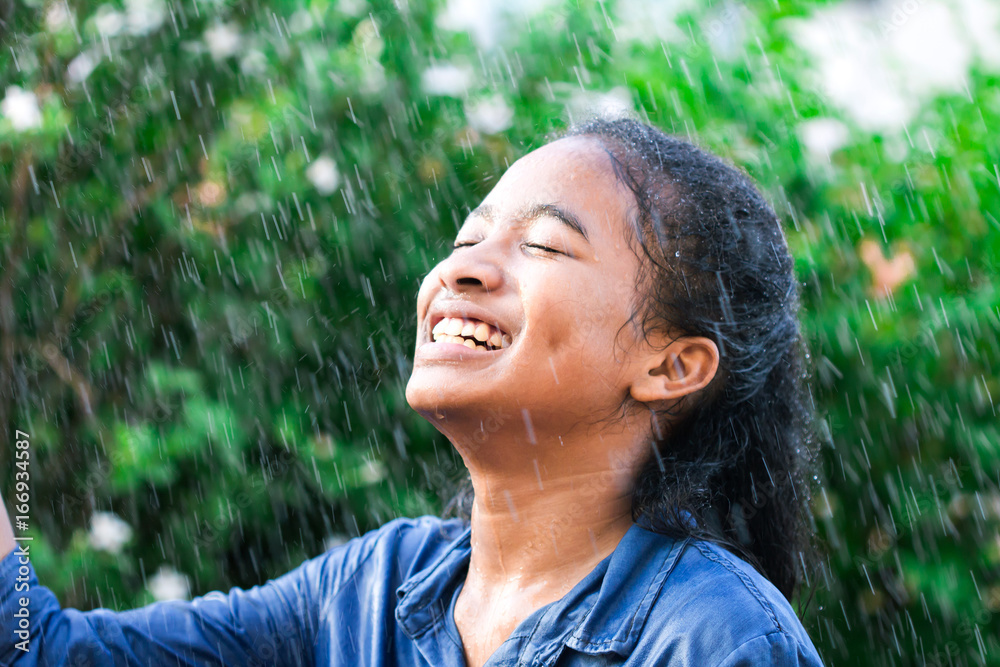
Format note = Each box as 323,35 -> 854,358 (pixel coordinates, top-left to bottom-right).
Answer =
452,240 -> 563,255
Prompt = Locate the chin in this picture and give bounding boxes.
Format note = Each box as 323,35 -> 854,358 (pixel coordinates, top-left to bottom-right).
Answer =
404,373 -> 491,421
404,374 -> 457,417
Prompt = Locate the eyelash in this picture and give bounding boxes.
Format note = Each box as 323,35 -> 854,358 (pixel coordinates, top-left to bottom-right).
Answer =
452,241 -> 561,255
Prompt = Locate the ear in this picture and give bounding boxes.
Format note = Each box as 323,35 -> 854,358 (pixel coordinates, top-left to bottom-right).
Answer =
629,336 -> 720,404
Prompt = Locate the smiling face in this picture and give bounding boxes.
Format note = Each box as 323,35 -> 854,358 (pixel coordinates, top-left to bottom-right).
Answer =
405,136 -> 658,440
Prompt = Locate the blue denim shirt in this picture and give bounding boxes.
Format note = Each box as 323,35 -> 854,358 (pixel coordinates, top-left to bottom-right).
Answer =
1,516 -> 824,666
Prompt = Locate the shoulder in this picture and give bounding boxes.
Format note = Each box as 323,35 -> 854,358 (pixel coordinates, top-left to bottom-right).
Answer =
638,537 -> 822,666
347,515 -> 469,570
296,515 -> 468,596
665,539 -> 803,635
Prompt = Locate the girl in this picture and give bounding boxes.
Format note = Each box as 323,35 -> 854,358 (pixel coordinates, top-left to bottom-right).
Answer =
1,117 -> 824,666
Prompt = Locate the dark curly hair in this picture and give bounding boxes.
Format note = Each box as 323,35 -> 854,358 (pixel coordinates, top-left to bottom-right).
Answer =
565,117 -> 818,600
447,117 -> 818,601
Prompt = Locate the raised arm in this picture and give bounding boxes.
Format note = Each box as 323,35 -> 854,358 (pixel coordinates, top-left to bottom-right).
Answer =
0,493 -> 327,666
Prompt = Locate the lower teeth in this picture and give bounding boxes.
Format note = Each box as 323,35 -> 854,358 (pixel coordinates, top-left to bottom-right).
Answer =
432,334 -> 496,350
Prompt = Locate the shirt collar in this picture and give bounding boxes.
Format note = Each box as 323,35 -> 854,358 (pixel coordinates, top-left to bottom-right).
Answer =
565,526 -> 689,656
395,522 -> 689,658
394,527 -> 472,640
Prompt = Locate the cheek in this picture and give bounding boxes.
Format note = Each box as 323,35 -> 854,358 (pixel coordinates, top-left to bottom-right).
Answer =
535,283 -> 635,357
571,309 -> 629,361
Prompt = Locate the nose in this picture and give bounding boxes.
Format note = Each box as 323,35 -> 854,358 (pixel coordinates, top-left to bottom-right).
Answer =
436,242 -> 504,294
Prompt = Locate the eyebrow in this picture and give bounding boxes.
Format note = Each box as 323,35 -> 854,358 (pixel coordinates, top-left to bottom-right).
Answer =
469,203 -> 590,243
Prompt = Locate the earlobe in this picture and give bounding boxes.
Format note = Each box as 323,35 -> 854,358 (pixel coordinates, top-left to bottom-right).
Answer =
629,337 -> 720,405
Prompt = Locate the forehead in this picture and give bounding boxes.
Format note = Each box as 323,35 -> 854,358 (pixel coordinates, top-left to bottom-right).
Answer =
478,136 -> 632,238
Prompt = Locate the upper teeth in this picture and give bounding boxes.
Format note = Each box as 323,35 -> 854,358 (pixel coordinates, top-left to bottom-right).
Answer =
432,317 -> 510,349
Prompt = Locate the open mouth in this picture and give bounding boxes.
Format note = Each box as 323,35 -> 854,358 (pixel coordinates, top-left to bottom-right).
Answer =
431,316 -> 511,351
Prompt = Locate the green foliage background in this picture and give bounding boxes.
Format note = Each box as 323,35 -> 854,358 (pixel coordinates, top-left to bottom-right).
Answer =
2,0 -> 999,664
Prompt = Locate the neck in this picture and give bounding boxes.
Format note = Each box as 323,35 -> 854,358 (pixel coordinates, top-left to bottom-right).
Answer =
444,416 -> 647,593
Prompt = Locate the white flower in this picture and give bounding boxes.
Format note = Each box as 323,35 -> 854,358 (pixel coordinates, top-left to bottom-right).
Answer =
234,191 -> 271,217
798,118 -> 850,161
94,7 -> 125,36
885,1 -> 970,93
239,50 -> 268,77
307,156 -> 341,195
785,0 -> 991,132
288,9 -> 314,34
46,3 -> 73,32
148,566 -> 191,601
437,0 -> 502,50
87,511 -> 133,554
465,95 -> 513,135
124,0 -> 165,35
613,0 -> 695,44
2,86 -> 43,131
360,62 -> 387,96
337,0 -> 367,17
702,2 -> 749,60
421,63 -> 473,97
359,459 -> 387,484
204,24 -> 241,61
67,52 -> 98,84
437,0 -> 559,50
955,0 -> 1000,69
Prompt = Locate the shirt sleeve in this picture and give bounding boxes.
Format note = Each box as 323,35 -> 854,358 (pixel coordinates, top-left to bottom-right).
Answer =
715,631 -> 826,667
0,543 -> 327,667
